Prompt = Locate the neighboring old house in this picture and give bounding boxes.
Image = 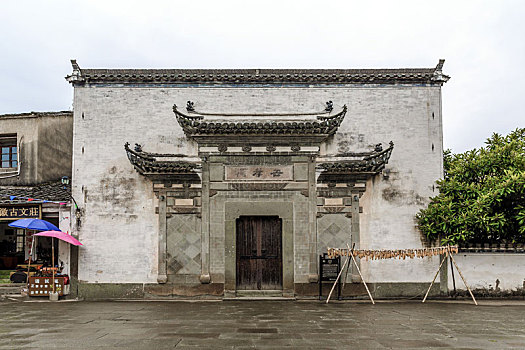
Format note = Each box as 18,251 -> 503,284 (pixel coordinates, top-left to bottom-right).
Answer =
0,112 -> 74,277
66,60 -> 450,299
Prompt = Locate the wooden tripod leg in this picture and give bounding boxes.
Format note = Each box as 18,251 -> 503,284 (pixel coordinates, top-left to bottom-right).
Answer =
326,251 -> 350,304
341,243 -> 354,291
422,252 -> 448,303
449,253 -> 478,306
350,254 -> 375,304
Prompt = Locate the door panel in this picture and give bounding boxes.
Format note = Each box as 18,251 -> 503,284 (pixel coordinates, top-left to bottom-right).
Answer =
236,216 -> 282,290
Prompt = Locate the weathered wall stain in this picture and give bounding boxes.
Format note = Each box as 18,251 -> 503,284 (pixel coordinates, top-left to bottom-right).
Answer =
334,132 -> 358,153
88,166 -> 137,212
382,187 -> 426,206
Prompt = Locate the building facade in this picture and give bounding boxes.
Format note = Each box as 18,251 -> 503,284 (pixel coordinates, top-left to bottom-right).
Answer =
67,60 -> 449,299
0,111 -> 73,272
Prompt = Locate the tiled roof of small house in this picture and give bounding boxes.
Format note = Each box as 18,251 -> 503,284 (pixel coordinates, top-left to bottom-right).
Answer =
0,180 -> 71,204
66,60 -> 449,85
0,111 -> 72,119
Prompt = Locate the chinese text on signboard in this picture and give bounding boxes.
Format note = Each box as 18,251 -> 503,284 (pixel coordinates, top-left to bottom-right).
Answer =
0,205 -> 41,220
225,165 -> 293,181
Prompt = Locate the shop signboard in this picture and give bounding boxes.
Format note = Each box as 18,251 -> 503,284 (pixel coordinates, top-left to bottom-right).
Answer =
0,205 -> 41,220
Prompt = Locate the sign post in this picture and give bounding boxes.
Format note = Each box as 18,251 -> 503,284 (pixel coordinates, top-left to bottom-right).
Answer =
319,254 -> 341,301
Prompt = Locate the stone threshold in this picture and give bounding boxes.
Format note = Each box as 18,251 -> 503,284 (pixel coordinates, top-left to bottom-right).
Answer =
223,296 -> 296,301
227,289 -> 296,301
236,289 -> 283,297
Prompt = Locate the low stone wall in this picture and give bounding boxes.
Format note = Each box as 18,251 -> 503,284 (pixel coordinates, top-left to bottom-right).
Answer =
449,253 -> 525,295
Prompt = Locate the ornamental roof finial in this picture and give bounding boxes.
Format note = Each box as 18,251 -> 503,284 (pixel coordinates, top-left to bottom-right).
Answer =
432,59 -> 450,83
65,59 -> 84,83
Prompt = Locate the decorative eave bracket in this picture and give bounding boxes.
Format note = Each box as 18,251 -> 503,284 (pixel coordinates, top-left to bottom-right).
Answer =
317,141 -> 394,183
124,142 -> 201,183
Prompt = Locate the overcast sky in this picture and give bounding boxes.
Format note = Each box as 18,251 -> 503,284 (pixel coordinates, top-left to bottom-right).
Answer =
1,1 -> 523,153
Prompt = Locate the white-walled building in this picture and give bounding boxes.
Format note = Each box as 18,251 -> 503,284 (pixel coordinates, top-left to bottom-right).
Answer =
66,60 -> 450,299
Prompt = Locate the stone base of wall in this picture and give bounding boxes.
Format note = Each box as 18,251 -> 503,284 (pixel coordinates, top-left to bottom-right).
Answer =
77,282 -> 225,300
78,283 -> 145,300
297,282 -> 442,299
77,282 -> 442,300
144,283 -> 224,298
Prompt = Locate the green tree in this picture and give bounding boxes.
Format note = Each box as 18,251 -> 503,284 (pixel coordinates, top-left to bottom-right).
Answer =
417,128 -> 525,245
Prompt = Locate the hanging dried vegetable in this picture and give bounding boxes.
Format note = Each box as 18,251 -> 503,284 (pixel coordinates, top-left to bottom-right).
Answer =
327,246 -> 458,260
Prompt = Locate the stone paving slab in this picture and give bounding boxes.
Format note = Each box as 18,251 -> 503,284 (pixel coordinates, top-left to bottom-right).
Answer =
1,299 -> 525,349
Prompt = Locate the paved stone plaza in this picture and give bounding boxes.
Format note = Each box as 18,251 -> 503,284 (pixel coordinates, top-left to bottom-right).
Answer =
1,299 -> 525,349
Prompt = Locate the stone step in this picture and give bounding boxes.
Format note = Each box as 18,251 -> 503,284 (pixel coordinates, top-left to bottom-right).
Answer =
0,284 -> 24,295
224,296 -> 296,301
235,290 -> 286,298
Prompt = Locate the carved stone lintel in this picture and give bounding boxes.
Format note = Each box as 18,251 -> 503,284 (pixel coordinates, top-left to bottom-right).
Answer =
242,145 -> 252,152
172,207 -> 198,214
169,190 -> 201,199
218,144 -> 228,153
199,274 -> 211,284
324,206 -> 345,214
266,145 -> 276,152
230,183 -> 287,191
291,145 -> 301,152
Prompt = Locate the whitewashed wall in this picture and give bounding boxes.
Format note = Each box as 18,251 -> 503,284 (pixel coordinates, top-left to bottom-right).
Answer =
449,254 -> 525,291
72,84 -> 443,283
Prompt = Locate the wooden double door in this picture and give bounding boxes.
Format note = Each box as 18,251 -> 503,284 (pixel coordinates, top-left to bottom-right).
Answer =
236,216 -> 283,290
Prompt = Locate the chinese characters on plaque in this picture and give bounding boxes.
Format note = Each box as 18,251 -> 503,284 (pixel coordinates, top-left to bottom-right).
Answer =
28,276 -> 69,296
225,165 -> 293,181
0,205 -> 41,220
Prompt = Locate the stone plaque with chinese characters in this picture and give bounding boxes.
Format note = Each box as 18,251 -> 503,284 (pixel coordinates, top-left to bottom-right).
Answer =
0,205 -> 41,220
225,165 -> 293,181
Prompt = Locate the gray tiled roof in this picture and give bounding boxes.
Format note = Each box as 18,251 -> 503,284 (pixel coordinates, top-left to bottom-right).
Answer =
0,181 -> 71,204
173,104 -> 347,136
124,143 -> 199,175
66,60 -> 450,85
317,142 -> 394,182
0,111 -> 72,119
